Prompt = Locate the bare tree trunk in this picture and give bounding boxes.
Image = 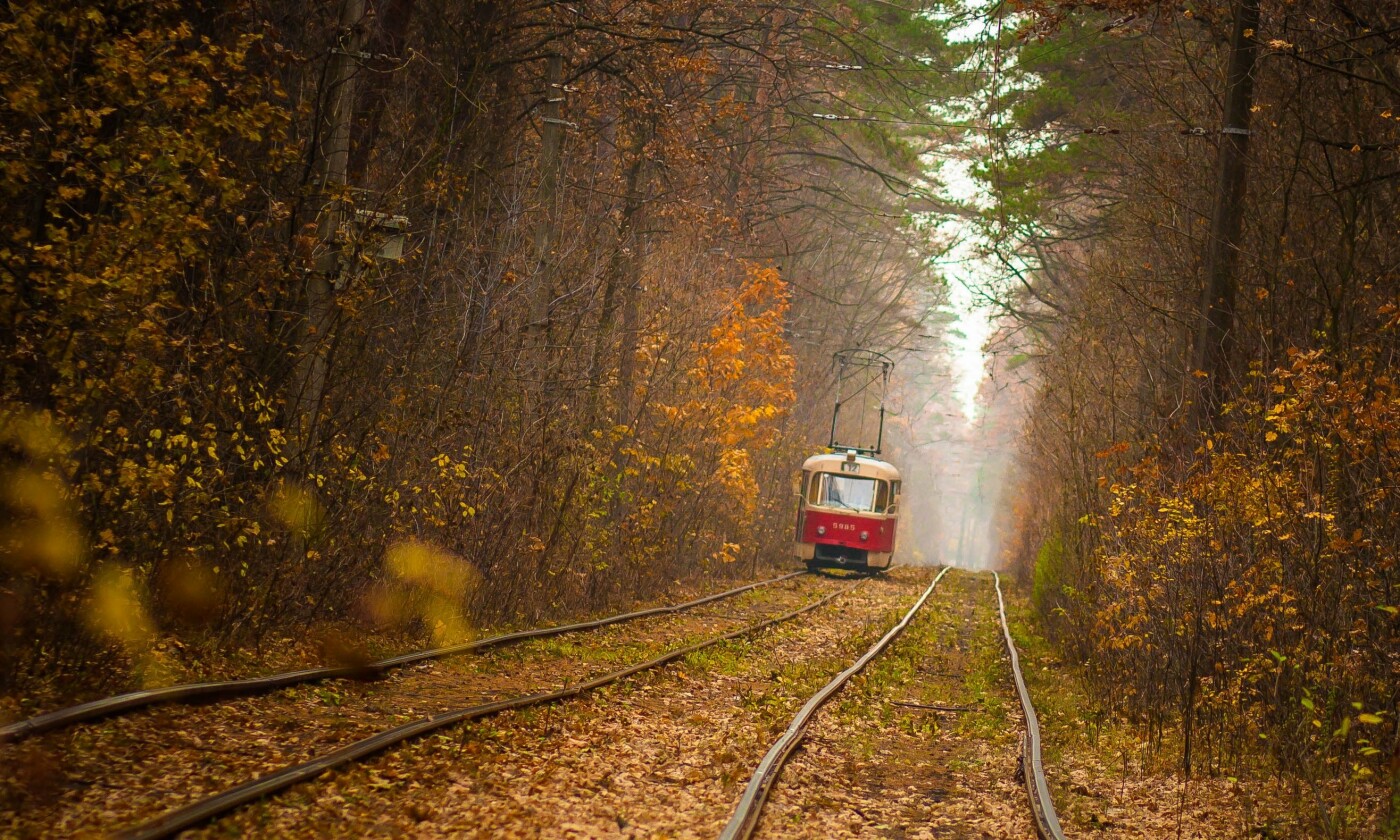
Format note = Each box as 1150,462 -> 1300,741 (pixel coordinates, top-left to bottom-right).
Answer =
587,140 -> 649,424
616,270 -> 642,429
349,0 -> 417,184
612,126 -> 653,431
523,54 -> 567,371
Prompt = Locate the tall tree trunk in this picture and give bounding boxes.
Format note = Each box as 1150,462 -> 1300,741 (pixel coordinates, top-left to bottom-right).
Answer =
587,140 -> 649,424
523,53 -> 567,377
612,123 -> 656,431
349,0 -> 417,185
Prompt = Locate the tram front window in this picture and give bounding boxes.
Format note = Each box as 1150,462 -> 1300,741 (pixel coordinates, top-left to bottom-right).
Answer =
817,474 -> 878,512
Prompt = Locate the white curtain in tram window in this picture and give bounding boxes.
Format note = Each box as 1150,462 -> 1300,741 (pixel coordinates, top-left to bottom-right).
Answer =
822,474 -> 877,511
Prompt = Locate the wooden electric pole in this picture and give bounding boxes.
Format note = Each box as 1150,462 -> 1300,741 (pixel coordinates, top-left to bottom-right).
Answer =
1191,0 -> 1261,430
525,54 -> 567,356
293,0 -> 366,455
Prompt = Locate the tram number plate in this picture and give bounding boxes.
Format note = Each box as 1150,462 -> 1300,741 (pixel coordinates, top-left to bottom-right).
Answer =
840,462 -> 860,473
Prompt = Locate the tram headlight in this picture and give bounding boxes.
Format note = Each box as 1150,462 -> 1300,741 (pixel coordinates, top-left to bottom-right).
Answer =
816,525 -> 826,536
859,530 -> 869,541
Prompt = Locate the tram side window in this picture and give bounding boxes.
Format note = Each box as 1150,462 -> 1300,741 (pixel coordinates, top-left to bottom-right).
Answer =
875,481 -> 890,513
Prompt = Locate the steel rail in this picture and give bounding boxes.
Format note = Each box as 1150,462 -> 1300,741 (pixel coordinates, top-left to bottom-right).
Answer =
115,579 -> 863,840
993,572 -> 1066,840
718,565 -> 952,840
1,570 -> 809,744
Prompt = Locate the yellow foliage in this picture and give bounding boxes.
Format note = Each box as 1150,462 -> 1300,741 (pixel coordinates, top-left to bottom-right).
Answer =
1076,344 -> 1399,766
268,482 -> 326,540
86,563 -> 155,648
382,540 -> 479,645
386,539 -> 477,601
84,562 -> 169,685
0,410 -> 84,578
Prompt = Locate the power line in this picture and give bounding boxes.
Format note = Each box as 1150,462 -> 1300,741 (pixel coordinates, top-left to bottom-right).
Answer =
795,111 -> 1218,135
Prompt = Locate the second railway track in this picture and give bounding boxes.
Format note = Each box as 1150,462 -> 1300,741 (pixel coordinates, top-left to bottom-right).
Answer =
0,570 -> 846,837
1,570 -> 811,744
1,567 -> 1064,838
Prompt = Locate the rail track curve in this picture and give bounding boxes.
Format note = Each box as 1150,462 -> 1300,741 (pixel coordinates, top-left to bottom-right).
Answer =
0,570 -> 808,744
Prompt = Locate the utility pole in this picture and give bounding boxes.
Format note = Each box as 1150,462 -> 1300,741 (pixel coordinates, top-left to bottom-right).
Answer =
525,54 -> 567,357
293,0 -> 366,455
1191,0 -> 1260,429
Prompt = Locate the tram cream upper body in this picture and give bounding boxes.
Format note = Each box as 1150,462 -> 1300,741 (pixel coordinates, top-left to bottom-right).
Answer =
800,451 -> 901,484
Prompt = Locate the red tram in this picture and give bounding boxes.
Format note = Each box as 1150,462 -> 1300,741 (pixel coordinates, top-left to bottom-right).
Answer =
794,450 -> 900,572
794,349 -> 901,573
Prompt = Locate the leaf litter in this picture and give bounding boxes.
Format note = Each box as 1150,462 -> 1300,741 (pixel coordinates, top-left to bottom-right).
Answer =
187,568 -> 938,838
0,573 -> 837,838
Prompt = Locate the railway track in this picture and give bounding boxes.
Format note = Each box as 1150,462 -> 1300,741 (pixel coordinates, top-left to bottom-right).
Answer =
1,570 -> 863,837
114,575 -> 865,839
720,568 -> 1065,840
719,566 -> 952,839
4,566 -> 1062,838
995,571 -> 1065,840
0,570 -> 810,744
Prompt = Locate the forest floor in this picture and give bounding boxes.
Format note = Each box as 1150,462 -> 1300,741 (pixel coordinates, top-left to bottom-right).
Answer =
6,565 -> 1387,839
0,566 -> 1040,839
1004,591 -> 1395,840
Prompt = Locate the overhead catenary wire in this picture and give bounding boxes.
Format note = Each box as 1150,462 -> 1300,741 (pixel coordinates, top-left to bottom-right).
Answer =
795,110 -> 1226,135
785,11 -> 1266,140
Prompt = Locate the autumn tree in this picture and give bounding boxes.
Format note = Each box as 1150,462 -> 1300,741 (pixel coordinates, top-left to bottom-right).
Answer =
0,0 -> 960,702
992,0 -> 1399,820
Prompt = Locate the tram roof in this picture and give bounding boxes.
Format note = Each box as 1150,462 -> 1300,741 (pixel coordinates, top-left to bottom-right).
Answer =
802,450 -> 901,481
